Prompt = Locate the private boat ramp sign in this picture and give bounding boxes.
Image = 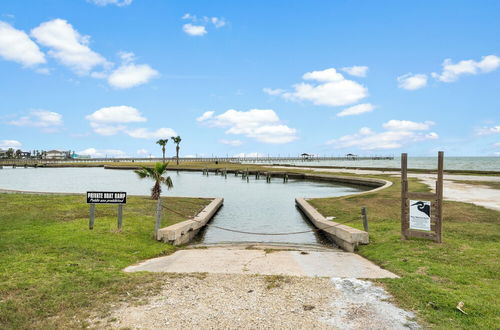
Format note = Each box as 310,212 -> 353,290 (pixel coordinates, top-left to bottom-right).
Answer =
86,191 -> 127,204
409,200 -> 431,231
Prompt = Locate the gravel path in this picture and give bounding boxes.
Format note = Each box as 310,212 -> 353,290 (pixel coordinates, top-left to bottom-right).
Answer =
90,274 -> 419,329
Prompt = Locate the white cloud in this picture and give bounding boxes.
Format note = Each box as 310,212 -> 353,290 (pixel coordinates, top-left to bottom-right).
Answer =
269,68 -> 368,107
397,73 -> 428,90
337,103 -> 375,117
8,110 -> 63,131
86,105 -> 146,123
263,88 -> 285,96
382,120 -> 434,131
327,120 -> 438,150
476,125 -> 500,135
0,21 -> 46,67
183,24 -> 207,36
77,148 -> 127,158
432,55 -> 500,82
220,139 -> 243,146
196,111 -> 214,122
108,62 -> 158,89
0,139 -> 22,149
198,109 -> 298,144
87,0 -> 132,6
233,152 -> 265,158
125,127 -> 177,139
341,66 -> 368,77
211,17 -> 226,28
493,142 -> 500,147
137,148 -> 149,155
31,19 -> 108,75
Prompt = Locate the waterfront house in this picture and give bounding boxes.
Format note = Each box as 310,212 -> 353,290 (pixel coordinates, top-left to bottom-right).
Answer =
43,150 -> 70,160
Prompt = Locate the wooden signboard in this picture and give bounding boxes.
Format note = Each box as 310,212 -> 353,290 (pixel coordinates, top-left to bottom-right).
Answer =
401,152 -> 443,243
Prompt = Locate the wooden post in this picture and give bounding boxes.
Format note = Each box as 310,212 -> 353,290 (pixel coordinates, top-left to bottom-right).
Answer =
117,204 -> 123,230
401,153 -> 408,240
435,151 -> 444,243
361,207 -> 369,232
89,203 -> 95,230
154,198 -> 162,240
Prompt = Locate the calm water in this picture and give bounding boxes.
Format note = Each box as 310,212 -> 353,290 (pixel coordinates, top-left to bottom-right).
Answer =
0,167 -> 368,245
249,157 -> 500,171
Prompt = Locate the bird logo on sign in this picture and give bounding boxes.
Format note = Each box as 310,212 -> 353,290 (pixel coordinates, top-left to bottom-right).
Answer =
411,201 -> 431,217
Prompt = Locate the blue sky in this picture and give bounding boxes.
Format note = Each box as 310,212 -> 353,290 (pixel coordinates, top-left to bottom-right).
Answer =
0,0 -> 499,157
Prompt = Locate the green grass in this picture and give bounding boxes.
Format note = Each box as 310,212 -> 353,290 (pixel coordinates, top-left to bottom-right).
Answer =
450,180 -> 500,190
309,177 -> 500,329
0,193 -> 210,329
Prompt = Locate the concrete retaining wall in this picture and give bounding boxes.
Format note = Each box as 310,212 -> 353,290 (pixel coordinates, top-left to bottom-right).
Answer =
296,197 -> 369,252
157,198 -> 223,245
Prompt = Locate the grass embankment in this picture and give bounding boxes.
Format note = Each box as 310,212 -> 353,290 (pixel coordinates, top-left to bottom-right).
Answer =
0,193 -> 210,329
309,177 -> 500,329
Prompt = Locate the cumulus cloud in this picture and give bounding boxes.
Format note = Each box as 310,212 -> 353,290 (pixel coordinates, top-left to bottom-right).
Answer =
341,66 -> 368,77
337,103 -> 375,117
263,88 -> 286,96
198,109 -> 298,144
137,148 -> 149,155
432,55 -> 500,82
476,125 -> 500,135
267,68 -> 368,107
0,21 -> 46,67
8,110 -> 63,132
181,13 -> 227,36
0,139 -> 22,149
397,73 -> 428,90
31,19 -> 109,75
196,111 -> 214,122
182,24 -> 207,36
107,51 -> 158,88
382,119 -> 434,131
327,120 -> 438,150
77,148 -> 127,158
125,127 -> 177,139
86,105 -> 146,123
85,105 -> 174,139
220,139 -> 243,146
87,0 -> 132,6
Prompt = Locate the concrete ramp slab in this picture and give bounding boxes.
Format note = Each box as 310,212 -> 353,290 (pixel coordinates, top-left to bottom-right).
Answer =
124,247 -> 397,279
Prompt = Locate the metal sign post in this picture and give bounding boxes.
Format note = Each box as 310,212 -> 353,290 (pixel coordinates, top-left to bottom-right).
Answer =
86,191 -> 127,230
401,152 -> 443,243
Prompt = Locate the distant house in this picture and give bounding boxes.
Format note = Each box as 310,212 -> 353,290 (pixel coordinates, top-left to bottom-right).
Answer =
346,153 -> 357,157
301,153 -> 313,160
43,150 -> 69,160
0,149 -> 7,158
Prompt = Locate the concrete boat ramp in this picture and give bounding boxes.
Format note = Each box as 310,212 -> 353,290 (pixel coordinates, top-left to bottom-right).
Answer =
124,244 -> 397,279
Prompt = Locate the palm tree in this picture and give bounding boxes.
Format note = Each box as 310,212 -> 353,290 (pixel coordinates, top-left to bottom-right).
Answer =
171,135 -> 182,165
156,139 -> 168,163
134,162 -> 173,200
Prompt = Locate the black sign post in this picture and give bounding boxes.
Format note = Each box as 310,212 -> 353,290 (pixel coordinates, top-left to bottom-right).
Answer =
86,191 -> 127,230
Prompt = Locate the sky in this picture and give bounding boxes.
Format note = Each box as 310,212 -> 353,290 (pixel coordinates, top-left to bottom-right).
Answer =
0,0 -> 499,158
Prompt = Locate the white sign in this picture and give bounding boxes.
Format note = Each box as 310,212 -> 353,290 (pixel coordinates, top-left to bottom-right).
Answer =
409,200 -> 431,231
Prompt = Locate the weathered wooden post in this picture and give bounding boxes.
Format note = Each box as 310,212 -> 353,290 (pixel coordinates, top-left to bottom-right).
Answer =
154,198 -> 162,240
401,153 -> 408,240
117,204 -> 123,230
89,204 -> 95,230
361,207 -> 369,232
435,151 -> 444,243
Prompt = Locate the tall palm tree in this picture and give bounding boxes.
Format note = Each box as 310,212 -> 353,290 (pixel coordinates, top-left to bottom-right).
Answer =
134,162 -> 173,200
171,136 -> 182,165
156,139 -> 168,163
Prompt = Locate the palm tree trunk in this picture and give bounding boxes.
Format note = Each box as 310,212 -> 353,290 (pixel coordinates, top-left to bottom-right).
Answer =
162,146 -> 165,163
152,181 -> 161,200
176,145 -> 179,165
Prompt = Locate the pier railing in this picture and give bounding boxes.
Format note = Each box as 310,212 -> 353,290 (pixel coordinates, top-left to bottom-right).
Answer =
0,156 -> 393,166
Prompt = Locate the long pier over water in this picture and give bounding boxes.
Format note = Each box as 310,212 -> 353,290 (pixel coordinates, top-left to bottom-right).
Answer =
0,156 -> 393,166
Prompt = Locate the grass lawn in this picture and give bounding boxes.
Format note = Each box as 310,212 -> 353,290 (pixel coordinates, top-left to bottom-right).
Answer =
309,177 -> 500,329
0,193 -> 211,329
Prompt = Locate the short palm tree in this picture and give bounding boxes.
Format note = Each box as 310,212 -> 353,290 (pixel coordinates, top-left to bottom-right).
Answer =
171,135 -> 182,165
156,139 -> 168,163
134,162 -> 173,200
